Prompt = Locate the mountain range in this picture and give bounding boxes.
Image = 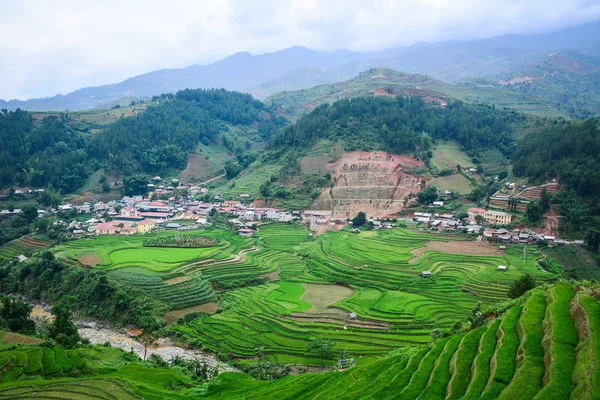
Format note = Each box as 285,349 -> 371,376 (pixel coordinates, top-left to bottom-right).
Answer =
1,20 -> 599,112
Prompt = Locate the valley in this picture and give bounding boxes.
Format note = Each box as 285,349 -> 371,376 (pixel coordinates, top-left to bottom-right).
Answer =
1,13 -> 600,400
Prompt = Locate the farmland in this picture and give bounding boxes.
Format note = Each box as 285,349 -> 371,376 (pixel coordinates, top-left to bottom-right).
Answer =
50,223 -> 557,365
3,281 -> 599,399
0,235 -> 51,261
163,224 -> 553,363
430,173 -> 474,194
430,141 -> 475,171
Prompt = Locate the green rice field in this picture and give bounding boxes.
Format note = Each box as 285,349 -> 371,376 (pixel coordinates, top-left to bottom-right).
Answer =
51,222 -> 556,364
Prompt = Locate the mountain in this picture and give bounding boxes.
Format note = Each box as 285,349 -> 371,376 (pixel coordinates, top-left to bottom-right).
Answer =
495,50 -> 600,118
265,68 -> 573,120
2,21 -> 599,112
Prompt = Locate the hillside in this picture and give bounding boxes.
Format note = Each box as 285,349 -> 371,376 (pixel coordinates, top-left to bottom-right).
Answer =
1,280 -> 599,399
201,282 -> 595,399
266,67 -> 589,120
496,51 -> 600,119
2,21 -> 599,111
0,89 -> 286,194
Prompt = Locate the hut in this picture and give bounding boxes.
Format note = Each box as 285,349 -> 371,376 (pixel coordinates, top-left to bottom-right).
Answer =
420,271 -> 432,278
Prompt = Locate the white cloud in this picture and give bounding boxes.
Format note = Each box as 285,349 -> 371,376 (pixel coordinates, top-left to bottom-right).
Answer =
0,0 -> 599,99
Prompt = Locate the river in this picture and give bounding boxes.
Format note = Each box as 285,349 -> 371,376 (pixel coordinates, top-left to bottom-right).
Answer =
31,305 -> 236,373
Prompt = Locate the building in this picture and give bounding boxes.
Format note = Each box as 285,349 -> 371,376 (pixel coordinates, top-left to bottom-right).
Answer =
238,228 -> 255,237
94,219 -> 156,235
420,271 -> 431,278
498,265 -> 508,272
484,210 -> 512,225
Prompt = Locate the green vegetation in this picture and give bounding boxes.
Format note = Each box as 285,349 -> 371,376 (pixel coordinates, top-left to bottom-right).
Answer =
431,141 -> 475,171
165,226 -> 553,363
0,89 -> 286,195
512,117 -> 600,237
535,282 -> 578,400
1,280 -> 599,399
144,235 -> 219,248
274,96 -> 517,157
265,68 -> 572,120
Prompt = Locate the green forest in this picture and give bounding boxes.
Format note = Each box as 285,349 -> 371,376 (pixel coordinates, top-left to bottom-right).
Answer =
272,96 -> 521,157
0,89 -> 286,192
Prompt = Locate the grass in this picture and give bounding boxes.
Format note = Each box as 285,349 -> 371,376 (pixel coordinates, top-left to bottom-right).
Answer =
446,326 -> 486,400
479,305 -> 522,400
534,282 -> 577,400
215,163 -> 282,199
497,289 -> 546,399
542,245 -> 600,281
48,223 -> 557,366
580,295 -> 600,400
0,279 -> 597,399
417,334 -> 463,399
0,235 -> 51,261
430,174 -> 474,195
431,141 -> 475,171
461,319 -> 501,400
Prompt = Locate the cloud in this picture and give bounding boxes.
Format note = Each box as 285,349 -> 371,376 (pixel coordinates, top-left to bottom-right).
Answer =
0,0 -> 599,99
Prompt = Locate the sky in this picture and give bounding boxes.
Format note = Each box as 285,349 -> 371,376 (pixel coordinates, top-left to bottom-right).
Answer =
1,0 -> 600,100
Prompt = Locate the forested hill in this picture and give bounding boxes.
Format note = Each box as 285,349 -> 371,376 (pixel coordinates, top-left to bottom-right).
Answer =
91,89 -> 285,175
0,89 -> 286,192
273,96 -> 521,157
512,117 -> 600,234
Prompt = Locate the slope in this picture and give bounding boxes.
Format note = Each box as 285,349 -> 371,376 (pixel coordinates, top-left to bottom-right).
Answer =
266,68 -> 571,120
3,281 -> 597,399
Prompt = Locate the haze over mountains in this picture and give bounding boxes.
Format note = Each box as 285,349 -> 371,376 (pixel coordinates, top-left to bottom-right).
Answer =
1,20 -> 599,112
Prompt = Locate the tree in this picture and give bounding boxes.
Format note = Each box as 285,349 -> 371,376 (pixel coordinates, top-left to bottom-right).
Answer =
475,215 -> 485,225
508,275 -> 536,299
585,228 -> 600,253
0,296 -> 35,334
352,212 -> 367,227
306,337 -> 336,367
139,329 -> 159,361
467,302 -> 484,328
20,205 -> 38,223
539,188 -> 551,213
417,185 -> 438,204
123,175 -> 149,196
224,161 -> 242,180
50,297 -> 82,348
526,200 -> 543,224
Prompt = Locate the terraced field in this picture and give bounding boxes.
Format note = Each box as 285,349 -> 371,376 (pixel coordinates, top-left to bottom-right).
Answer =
0,345 -> 86,381
55,230 -> 247,272
0,235 -> 51,261
170,226 -> 554,363
51,223 -> 555,363
198,282 -> 599,399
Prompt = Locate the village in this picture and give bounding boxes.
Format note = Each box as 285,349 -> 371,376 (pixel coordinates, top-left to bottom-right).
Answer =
0,178 -> 575,249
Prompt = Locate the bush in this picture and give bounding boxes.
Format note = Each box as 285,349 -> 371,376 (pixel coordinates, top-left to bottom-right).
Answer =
508,275 -> 537,299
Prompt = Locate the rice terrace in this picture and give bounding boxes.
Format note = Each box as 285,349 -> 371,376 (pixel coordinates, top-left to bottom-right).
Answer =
51,222 -> 554,365
3,7 -> 600,399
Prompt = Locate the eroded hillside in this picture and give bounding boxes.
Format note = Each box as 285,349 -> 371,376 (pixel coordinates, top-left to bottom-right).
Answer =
313,151 -> 424,218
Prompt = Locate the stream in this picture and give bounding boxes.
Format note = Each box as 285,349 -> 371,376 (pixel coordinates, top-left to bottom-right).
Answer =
31,305 -> 237,373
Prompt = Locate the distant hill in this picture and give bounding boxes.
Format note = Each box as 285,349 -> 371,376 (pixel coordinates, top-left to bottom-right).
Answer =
265,68 -> 573,120
495,50 -> 600,118
2,20 -> 599,111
